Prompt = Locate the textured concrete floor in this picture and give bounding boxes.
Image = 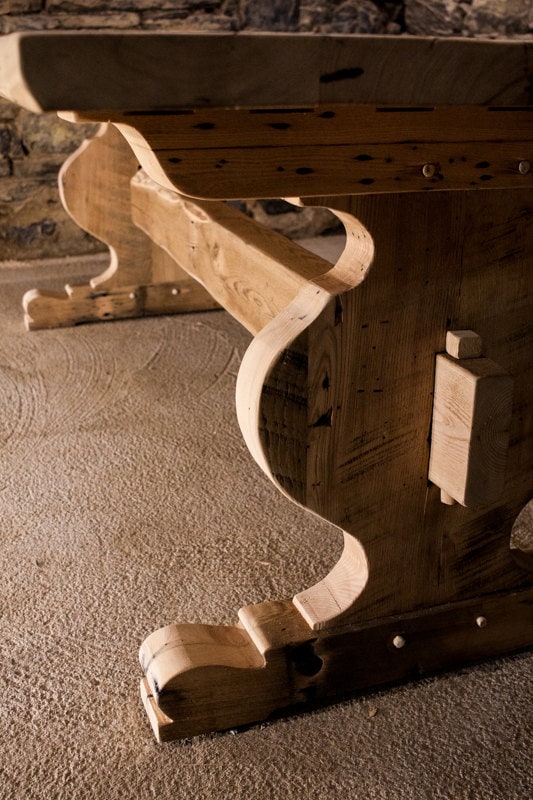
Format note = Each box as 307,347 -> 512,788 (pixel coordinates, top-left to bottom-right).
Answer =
0,256 -> 531,800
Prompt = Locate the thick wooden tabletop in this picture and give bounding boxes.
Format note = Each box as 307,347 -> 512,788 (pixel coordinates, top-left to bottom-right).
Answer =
0,31 -> 532,113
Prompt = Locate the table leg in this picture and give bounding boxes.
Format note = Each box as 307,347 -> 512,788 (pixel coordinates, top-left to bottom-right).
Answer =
23,123 -> 218,330
139,187 -> 533,741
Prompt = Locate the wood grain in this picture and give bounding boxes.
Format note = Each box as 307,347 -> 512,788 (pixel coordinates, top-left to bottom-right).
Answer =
140,586 -> 533,741
445,330 -> 483,359
1,32 -> 531,113
238,188 -> 533,626
130,170 -> 334,334
23,123 -> 218,329
114,130 -> 533,200
3,29 -> 530,740
429,354 -> 513,507
66,106 -> 533,149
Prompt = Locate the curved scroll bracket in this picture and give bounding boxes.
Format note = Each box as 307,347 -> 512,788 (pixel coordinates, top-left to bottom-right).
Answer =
293,532 -> 369,629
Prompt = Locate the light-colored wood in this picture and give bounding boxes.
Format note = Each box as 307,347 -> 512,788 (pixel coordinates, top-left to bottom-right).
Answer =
130,170 -> 336,335
140,587 -> 533,742
293,531 -> 369,628
446,330 -> 483,359
239,188 -> 532,623
1,30 -> 531,742
428,354 -> 513,507
138,188 -> 532,740
59,122 -> 151,288
23,279 -> 218,330
440,489 -> 457,506
139,186 -> 531,630
1,32 -> 531,113
23,122 -> 218,330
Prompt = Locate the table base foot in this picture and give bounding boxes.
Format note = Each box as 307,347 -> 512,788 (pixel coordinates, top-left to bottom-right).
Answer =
23,278 -> 219,330
139,588 -> 533,742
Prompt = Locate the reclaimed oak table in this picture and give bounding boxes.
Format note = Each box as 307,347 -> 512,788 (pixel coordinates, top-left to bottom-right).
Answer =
0,31 -> 532,742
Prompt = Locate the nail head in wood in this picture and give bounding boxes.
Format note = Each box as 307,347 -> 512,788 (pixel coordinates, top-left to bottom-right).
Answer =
392,635 -> 406,649
518,160 -> 530,175
476,616 -> 488,628
445,330 -> 483,360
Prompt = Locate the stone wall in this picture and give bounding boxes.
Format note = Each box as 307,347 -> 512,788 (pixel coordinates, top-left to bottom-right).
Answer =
0,1 -> 531,259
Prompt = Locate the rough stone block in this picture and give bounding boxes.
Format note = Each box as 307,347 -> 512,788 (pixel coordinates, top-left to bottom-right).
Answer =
464,0 -> 532,36
240,0 -> 299,30
141,10 -> 236,29
404,0 -> 466,36
246,200 -> 343,240
324,0 -> 385,33
0,13 -> 61,32
45,0 -> 219,11
12,153 -> 69,178
16,111 -> 97,155
0,179 -> 104,259
0,11 -> 141,33
300,0 -> 401,33
0,124 -> 24,160
0,99 -> 20,121
0,0 -> 41,13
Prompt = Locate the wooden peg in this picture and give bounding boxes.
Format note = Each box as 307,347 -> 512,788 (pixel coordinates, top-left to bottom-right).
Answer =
445,330 -> 483,360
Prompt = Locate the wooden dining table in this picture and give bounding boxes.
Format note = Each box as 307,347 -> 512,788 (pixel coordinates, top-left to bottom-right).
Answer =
0,30 -> 531,742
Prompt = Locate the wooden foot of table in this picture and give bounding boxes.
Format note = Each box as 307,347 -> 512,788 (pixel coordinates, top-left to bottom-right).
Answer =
23,275 -> 219,330
140,587 -> 533,742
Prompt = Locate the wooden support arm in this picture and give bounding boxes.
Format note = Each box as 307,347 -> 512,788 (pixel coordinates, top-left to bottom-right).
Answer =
130,171 -> 334,335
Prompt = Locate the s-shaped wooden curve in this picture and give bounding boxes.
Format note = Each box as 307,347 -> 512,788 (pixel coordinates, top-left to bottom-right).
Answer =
236,210 -> 376,631
138,196 -> 379,739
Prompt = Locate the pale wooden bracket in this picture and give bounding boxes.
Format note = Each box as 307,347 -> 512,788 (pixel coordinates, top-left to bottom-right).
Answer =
23,122 -> 218,330
130,170 -> 340,335
429,331 -> 513,507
